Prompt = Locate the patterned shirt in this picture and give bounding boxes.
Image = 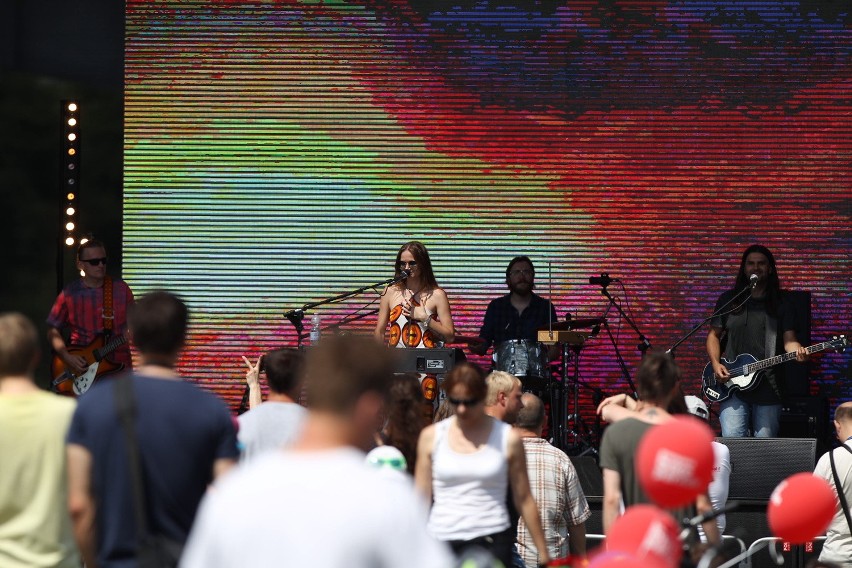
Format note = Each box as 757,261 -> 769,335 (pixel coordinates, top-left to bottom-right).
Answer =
47,278 -> 134,367
517,437 -> 590,566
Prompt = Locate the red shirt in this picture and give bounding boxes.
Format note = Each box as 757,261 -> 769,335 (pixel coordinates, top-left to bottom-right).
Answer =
47,278 -> 134,367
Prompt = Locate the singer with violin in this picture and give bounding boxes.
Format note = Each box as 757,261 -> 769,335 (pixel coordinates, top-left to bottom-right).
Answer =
705,244 -> 808,438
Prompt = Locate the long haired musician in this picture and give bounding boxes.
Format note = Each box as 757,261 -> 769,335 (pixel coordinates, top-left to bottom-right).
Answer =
373,241 -> 455,348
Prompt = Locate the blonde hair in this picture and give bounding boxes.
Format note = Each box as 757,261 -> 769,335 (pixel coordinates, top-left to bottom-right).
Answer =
485,371 -> 521,406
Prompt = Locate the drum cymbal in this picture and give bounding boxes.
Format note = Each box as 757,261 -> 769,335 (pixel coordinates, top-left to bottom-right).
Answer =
537,318 -> 604,332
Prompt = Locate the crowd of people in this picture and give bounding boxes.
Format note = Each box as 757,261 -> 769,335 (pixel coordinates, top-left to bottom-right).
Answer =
0,239 -> 846,567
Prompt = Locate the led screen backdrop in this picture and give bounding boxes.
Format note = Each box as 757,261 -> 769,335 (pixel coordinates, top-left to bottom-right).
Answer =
124,1 -> 850,434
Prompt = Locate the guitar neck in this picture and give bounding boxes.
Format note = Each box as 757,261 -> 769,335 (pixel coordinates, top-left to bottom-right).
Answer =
748,341 -> 832,373
95,334 -> 127,361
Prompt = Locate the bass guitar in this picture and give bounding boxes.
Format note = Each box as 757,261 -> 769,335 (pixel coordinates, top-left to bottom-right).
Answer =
51,333 -> 128,396
702,335 -> 847,403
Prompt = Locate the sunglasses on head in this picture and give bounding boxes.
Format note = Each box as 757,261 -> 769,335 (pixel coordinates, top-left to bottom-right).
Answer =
81,257 -> 107,266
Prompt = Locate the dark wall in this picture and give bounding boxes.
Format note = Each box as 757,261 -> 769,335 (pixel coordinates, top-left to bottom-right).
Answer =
1,0 -> 123,387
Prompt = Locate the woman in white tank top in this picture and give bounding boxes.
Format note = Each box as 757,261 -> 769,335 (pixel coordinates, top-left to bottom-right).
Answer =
414,363 -> 550,567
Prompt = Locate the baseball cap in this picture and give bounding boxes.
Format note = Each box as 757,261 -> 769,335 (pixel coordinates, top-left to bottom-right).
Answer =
685,395 -> 709,420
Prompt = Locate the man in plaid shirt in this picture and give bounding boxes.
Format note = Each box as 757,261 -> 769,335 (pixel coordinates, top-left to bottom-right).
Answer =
515,392 -> 590,566
47,240 -> 134,377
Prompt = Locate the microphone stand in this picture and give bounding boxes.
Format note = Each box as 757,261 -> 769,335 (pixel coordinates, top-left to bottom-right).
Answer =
323,308 -> 380,337
597,281 -> 648,398
666,279 -> 756,357
282,271 -> 410,346
600,284 -> 651,356
236,273 -> 407,412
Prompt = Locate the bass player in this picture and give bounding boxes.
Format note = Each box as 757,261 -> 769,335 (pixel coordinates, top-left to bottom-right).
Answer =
705,244 -> 808,437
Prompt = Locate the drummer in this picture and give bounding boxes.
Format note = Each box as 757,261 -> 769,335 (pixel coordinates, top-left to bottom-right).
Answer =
470,256 -> 559,360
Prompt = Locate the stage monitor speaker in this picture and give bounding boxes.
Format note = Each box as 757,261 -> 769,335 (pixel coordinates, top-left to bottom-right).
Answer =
570,456 -> 602,499
715,437 -> 817,567
570,456 -> 603,535
716,437 -> 816,500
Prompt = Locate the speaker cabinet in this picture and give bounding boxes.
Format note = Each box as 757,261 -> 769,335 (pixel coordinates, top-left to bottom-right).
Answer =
571,439 -> 819,567
570,456 -> 603,535
715,437 -> 818,568
780,396 -> 830,457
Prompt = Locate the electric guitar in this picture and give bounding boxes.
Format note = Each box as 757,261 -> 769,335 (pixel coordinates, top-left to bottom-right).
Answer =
702,335 -> 847,403
51,334 -> 128,396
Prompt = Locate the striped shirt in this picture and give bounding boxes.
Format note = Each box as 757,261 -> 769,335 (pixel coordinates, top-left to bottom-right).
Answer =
517,437 -> 591,567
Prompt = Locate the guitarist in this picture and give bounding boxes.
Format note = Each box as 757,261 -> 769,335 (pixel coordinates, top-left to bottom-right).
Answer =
47,239 -> 134,383
705,244 -> 808,438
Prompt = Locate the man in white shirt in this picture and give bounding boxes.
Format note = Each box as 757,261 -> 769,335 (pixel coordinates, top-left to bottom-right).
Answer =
181,335 -> 453,568
238,348 -> 307,460
814,401 -> 852,567
685,395 -> 731,537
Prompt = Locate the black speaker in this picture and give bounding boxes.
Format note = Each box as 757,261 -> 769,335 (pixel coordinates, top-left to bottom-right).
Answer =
781,291 -> 811,397
715,437 -> 817,568
570,456 -> 603,535
716,437 -> 816,500
780,396 -> 830,457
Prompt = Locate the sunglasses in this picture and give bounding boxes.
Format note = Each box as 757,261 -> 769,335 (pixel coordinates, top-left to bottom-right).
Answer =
398,261 -> 418,268
448,397 -> 481,407
81,257 -> 108,266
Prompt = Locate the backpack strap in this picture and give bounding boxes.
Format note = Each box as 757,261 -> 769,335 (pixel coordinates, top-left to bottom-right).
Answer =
829,444 -> 852,535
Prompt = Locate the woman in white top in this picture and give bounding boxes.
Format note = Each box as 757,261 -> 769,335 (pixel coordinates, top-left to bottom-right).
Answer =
415,363 -> 550,567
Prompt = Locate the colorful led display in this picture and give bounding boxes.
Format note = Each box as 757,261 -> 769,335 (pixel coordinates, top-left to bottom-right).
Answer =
124,1 -> 850,433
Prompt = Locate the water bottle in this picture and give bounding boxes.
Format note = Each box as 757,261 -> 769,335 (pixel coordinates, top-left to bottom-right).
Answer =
309,314 -> 322,345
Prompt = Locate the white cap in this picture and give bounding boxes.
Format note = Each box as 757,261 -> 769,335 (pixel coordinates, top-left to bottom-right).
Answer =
685,395 -> 709,420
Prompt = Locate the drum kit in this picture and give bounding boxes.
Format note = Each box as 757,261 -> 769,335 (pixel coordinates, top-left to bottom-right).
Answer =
452,317 -> 605,455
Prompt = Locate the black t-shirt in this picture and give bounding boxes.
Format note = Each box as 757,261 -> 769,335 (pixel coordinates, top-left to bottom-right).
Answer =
710,291 -> 797,404
478,293 -> 558,349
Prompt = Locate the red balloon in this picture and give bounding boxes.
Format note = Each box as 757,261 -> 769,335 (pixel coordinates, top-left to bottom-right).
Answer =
588,551 -> 645,568
636,416 -> 715,508
768,472 -> 836,544
605,504 -> 682,568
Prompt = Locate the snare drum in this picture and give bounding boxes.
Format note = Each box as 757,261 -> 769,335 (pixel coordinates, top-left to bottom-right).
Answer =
494,339 -> 550,388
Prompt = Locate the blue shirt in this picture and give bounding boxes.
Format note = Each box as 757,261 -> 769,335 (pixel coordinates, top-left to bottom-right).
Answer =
67,373 -> 238,568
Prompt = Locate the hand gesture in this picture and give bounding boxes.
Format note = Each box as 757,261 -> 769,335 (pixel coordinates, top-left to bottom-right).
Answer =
242,355 -> 261,388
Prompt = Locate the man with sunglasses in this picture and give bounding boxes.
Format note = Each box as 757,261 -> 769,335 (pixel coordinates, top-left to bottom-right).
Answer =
47,239 -> 134,382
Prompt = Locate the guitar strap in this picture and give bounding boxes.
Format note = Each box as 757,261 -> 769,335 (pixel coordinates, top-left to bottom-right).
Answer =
829,444 -> 852,536
103,275 -> 114,335
764,311 -> 781,399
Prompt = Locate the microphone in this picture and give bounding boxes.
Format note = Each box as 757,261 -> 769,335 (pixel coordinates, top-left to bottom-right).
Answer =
284,309 -> 305,326
749,273 -> 759,288
388,269 -> 411,286
589,273 -> 616,287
